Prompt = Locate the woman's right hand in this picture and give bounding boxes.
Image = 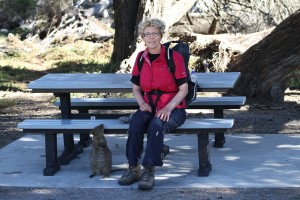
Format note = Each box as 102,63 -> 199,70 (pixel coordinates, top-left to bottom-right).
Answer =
139,102 -> 152,112
132,84 -> 152,113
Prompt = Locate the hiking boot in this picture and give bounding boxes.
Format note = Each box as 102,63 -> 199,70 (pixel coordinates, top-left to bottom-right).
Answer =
138,166 -> 155,190
118,165 -> 141,185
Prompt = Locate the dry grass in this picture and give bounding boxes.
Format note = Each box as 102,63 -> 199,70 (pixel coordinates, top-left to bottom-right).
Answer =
0,33 -> 115,92
1,34 -> 113,71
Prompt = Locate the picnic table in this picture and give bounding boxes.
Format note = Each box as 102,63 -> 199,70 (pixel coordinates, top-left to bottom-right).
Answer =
19,72 -> 244,176
28,72 -> 241,93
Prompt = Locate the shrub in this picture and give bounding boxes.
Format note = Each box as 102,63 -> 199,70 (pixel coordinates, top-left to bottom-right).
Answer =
0,0 -> 37,22
0,99 -> 16,109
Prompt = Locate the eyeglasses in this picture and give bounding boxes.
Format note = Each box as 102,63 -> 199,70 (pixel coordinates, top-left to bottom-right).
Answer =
142,32 -> 161,38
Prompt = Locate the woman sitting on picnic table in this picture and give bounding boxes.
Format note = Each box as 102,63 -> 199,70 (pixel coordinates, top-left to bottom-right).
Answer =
118,18 -> 188,190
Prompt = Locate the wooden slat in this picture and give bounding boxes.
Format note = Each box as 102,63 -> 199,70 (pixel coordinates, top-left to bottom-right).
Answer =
18,118 -> 234,134
54,96 -> 246,109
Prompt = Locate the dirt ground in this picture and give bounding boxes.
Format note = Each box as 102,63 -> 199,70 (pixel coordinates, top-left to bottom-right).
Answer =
0,89 -> 299,149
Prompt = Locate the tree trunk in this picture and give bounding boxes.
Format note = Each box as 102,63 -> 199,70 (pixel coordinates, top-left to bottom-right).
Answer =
229,9 -> 300,102
110,0 -> 140,64
111,0 -> 196,66
138,0 -> 196,29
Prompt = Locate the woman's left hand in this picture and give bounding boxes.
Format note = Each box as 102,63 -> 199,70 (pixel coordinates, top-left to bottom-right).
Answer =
155,107 -> 172,122
155,83 -> 188,122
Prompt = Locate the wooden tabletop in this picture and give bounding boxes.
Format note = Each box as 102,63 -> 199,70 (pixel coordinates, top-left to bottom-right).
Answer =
28,72 -> 240,93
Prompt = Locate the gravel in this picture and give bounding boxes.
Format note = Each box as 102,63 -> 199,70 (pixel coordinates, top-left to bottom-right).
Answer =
0,187 -> 300,199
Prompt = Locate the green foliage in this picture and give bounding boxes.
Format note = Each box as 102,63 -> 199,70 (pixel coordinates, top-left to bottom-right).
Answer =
1,32 -> 116,92
0,65 -> 44,91
1,0 -> 37,19
11,27 -> 30,37
289,70 -> 300,89
0,33 -> 7,44
47,61 -> 119,73
0,65 -> 44,82
0,60 -> 119,92
0,83 -> 21,91
0,99 -> 16,109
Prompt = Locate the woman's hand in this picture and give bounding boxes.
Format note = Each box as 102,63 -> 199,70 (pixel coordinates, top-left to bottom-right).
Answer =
132,84 -> 152,113
139,102 -> 152,112
156,82 -> 188,122
155,107 -> 172,122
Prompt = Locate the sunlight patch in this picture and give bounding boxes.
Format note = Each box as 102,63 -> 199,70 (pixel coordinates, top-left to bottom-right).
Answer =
19,137 -> 39,142
242,140 -> 261,144
277,144 -> 300,150
224,156 -> 240,161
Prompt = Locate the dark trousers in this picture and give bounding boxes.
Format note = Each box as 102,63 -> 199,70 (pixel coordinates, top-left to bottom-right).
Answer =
126,108 -> 186,167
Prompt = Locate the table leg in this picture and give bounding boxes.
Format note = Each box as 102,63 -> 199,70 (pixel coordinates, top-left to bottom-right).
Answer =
56,93 -> 83,165
43,133 -> 60,176
197,133 -> 211,176
213,108 -> 225,148
78,109 -> 92,147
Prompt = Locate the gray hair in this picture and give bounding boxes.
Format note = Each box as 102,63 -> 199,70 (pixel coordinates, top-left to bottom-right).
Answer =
138,18 -> 166,36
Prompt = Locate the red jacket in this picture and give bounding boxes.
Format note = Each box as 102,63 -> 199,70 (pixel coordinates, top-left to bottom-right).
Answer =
131,45 -> 187,112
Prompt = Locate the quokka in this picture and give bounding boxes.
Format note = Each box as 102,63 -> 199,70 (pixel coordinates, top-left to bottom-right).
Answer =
89,124 -> 112,178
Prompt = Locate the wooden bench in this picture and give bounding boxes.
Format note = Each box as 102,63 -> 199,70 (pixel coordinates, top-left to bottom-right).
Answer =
55,96 -> 245,147
54,96 -> 246,111
17,118 -> 234,177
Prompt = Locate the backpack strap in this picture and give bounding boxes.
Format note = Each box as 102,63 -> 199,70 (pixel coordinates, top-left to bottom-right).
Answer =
137,51 -> 145,73
146,90 -> 163,115
164,41 -> 190,79
165,47 -> 176,76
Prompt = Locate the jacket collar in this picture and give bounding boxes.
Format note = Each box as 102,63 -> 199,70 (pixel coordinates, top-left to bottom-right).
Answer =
141,44 -> 166,64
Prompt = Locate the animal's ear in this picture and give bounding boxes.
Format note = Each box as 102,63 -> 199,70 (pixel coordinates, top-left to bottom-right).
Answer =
92,124 -> 104,132
96,124 -> 104,130
99,124 -> 104,133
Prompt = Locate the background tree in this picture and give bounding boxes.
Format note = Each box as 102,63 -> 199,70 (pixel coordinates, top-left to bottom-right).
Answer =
196,0 -> 299,34
110,0 -> 140,64
110,0 -> 196,65
0,0 -> 37,29
229,9 -> 300,102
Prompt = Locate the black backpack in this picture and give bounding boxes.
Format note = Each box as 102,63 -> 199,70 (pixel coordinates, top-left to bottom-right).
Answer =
137,41 -> 197,106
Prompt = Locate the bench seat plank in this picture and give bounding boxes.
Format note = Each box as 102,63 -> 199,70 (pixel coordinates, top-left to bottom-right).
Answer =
54,96 -> 246,110
18,118 -> 234,133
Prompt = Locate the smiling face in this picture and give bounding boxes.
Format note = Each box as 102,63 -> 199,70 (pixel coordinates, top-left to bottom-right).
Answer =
142,26 -> 162,54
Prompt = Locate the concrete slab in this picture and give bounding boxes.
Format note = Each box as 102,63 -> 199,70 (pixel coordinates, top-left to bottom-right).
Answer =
0,133 -> 300,188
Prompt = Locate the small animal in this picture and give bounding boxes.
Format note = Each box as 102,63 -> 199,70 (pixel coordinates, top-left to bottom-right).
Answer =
89,124 -> 112,178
